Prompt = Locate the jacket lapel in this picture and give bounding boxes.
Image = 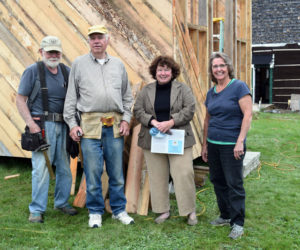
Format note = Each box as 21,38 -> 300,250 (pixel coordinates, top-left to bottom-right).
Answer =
170,80 -> 180,108
147,82 -> 156,113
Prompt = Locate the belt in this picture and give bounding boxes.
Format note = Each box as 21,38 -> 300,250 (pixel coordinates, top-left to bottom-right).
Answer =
33,113 -> 64,122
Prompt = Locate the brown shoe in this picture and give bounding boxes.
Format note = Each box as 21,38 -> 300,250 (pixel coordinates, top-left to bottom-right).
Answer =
154,212 -> 170,224
29,213 -> 44,223
187,212 -> 198,226
54,204 -> 78,216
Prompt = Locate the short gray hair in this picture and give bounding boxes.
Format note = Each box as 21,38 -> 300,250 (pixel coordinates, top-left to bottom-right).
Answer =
209,52 -> 235,83
88,33 -> 109,42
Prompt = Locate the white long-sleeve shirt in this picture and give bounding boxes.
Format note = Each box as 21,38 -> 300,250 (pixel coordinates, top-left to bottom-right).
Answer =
63,53 -> 133,129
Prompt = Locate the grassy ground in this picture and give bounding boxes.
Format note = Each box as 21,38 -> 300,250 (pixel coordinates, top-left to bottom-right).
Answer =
0,112 -> 299,249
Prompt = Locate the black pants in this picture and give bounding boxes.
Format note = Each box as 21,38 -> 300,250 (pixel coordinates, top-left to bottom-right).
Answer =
207,142 -> 246,226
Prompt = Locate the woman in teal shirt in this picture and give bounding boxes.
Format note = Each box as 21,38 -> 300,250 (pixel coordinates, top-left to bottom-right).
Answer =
201,52 -> 252,240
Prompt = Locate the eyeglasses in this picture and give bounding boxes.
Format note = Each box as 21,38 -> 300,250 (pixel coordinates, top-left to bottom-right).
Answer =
212,64 -> 227,69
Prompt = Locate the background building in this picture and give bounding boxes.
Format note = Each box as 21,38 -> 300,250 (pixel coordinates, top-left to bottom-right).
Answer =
252,0 -> 300,108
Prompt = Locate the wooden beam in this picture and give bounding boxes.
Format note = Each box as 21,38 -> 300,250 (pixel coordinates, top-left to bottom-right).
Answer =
224,0 -> 236,65
70,157 -> 78,195
246,0 -> 252,87
136,170 -> 150,216
125,124 -> 144,213
187,23 -> 208,32
4,174 -> 20,180
73,173 -> 86,208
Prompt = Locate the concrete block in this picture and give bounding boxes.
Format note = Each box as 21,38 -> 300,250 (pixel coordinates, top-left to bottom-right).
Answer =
290,94 -> 300,111
243,151 -> 261,178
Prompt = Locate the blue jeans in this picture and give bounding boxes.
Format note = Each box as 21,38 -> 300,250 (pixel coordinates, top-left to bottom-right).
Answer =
81,126 -> 126,215
29,121 -> 71,213
207,142 -> 246,226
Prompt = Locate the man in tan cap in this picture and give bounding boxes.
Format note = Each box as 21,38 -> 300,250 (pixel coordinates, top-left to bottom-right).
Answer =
64,25 -> 134,228
16,36 -> 77,223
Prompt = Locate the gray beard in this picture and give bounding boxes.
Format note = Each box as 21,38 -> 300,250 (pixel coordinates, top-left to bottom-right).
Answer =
43,57 -> 60,69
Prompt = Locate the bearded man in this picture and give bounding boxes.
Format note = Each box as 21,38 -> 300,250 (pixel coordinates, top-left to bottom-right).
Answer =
16,36 -> 77,223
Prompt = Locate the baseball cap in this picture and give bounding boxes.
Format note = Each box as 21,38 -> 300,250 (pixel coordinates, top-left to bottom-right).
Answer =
40,36 -> 62,52
88,25 -> 108,36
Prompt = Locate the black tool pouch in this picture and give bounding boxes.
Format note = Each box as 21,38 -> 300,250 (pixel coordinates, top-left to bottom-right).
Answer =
66,112 -> 81,159
21,120 -> 49,152
21,128 -> 43,152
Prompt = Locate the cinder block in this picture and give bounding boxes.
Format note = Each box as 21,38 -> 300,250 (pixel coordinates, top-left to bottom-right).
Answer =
243,151 -> 261,178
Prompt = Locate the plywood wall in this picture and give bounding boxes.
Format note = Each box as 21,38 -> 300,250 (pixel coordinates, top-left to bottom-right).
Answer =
0,0 -> 251,159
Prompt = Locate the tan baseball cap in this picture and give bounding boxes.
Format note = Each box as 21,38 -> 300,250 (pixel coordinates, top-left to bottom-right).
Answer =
40,36 -> 62,52
88,25 -> 108,36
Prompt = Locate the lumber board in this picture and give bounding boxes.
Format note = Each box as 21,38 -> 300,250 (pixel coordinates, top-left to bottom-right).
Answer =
246,0 -> 252,87
4,174 -> 20,180
145,0 -> 172,23
174,0 -> 200,79
136,169 -> 150,216
115,0 -> 172,49
18,0 -> 84,63
0,78 -> 26,132
0,107 -> 28,157
0,1 -> 37,61
125,124 -> 143,213
73,173 -> 86,208
0,124 -> 26,157
0,56 -> 21,93
70,157 -> 78,195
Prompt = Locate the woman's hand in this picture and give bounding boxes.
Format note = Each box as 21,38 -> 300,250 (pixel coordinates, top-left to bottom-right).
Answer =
234,140 -> 244,160
155,119 -> 174,134
201,144 -> 208,162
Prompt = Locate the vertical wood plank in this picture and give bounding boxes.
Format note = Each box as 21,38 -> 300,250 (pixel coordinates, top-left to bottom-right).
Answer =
70,157 -> 78,195
125,124 -> 144,213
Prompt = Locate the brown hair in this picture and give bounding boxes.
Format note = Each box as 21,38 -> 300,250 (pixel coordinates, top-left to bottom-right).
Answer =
209,52 -> 235,83
149,55 -> 180,81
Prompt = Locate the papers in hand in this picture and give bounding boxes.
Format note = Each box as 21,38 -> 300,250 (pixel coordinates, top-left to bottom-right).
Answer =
150,129 -> 185,155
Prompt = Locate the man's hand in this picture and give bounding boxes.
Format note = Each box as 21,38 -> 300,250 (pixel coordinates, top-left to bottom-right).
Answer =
70,126 -> 83,142
28,121 -> 41,134
119,120 -> 130,136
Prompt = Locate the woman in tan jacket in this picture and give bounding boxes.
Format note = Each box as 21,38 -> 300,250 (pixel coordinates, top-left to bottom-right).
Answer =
133,56 -> 197,225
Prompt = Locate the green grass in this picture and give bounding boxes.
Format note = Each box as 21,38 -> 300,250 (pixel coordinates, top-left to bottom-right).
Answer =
0,112 -> 300,249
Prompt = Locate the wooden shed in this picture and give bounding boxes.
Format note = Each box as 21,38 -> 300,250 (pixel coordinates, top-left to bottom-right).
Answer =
0,0 -> 252,159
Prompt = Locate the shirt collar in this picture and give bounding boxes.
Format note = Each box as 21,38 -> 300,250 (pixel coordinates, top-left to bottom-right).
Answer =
89,52 -> 111,64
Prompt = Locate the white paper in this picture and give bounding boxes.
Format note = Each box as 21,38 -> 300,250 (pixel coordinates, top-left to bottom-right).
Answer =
151,129 -> 185,155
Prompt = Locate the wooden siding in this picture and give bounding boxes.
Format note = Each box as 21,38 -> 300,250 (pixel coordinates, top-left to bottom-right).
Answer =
0,0 -> 251,158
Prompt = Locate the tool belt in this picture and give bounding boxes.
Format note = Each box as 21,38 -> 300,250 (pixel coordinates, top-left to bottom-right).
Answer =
21,120 -> 50,152
33,113 -> 64,122
81,112 -> 122,139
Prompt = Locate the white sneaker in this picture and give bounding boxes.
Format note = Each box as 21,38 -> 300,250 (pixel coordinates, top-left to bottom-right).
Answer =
89,214 -> 102,228
112,211 -> 134,225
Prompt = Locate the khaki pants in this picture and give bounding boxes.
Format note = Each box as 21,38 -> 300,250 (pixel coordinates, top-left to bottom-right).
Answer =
143,147 -> 196,216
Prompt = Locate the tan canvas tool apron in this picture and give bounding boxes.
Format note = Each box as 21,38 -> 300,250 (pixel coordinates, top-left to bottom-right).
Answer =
80,112 -> 123,139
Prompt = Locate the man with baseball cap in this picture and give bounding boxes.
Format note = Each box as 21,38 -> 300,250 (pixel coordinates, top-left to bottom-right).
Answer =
64,25 -> 134,228
16,36 -> 77,223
